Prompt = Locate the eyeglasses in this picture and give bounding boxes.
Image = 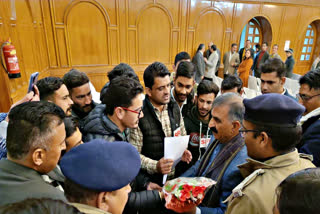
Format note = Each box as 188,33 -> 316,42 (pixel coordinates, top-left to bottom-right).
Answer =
118,107 -> 143,118
239,124 -> 261,135
297,93 -> 320,102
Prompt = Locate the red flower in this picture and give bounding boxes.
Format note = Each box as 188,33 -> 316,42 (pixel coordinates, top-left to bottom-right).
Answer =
182,184 -> 193,192
192,186 -> 206,197
180,189 -> 191,202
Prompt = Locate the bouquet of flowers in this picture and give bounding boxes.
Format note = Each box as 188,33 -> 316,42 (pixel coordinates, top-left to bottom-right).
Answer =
163,177 -> 216,213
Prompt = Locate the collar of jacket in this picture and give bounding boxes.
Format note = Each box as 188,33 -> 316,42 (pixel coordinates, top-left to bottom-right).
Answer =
300,107 -> 320,125
0,159 -> 45,179
238,149 -> 312,178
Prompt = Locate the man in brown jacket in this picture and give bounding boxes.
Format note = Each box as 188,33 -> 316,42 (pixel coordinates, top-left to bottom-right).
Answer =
223,43 -> 240,75
225,93 -> 315,214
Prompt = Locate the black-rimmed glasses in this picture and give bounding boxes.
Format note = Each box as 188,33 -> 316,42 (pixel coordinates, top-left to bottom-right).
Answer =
297,93 -> 320,102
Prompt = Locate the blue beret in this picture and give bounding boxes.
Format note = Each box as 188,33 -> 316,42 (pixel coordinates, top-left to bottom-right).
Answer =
60,139 -> 141,192
243,93 -> 305,127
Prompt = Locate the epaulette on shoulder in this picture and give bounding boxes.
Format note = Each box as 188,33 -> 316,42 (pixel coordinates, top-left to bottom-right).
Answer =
299,153 -> 313,162
223,169 -> 265,203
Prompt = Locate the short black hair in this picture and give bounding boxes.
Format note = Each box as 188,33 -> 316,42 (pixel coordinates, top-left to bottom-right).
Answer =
62,68 -> 89,90
36,77 -> 64,101
197,44 -> 205,52
262,42 -> 268,46
64,178 -> 99,204
0,198 -> 82,214
231,43 -> 238,48
211,44 -> 217,51
107,63 -> 139,81
176,61 -> 195,80
276,168 -> 320,214
143,62 -> 170,89
64,117 -> 79,138
7,101 -> 65,160
299,70 -> 320,90
221,75 -> 243,93
252,123 -> 302,153
255,44 -> 261,50
103,76 -> 144,115
197,79 -> 219,97
260,58 -> 286,78
174,52 -> 191,66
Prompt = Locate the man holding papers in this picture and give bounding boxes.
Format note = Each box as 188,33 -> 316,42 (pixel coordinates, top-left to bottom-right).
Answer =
182,93 -> 248,214
130,62 -> 192,186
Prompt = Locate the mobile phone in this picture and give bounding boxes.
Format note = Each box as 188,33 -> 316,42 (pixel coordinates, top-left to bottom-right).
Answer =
27,72 -> 39,93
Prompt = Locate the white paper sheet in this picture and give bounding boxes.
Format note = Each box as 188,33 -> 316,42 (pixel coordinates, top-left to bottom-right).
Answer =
162,135 -> 190,184
284,40 -> 290,51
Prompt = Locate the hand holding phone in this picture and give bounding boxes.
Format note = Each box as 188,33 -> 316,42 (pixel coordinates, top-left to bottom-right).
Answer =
27,72 -> 39,93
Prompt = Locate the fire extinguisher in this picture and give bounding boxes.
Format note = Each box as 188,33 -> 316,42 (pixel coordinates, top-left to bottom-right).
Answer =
1,39 -> 21,78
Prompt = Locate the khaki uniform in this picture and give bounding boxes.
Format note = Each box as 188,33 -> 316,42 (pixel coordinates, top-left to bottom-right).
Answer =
225,150 -> 315,214
71,203 -> 111,214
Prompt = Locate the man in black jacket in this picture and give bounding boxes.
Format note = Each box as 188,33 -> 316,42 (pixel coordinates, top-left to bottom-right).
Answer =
175,80 -> 219,176
171,61 -> 195,117
130,62 -> 192,186
285,48 -> 295,78
63,69 -> 96,132
82,76 -> 163,213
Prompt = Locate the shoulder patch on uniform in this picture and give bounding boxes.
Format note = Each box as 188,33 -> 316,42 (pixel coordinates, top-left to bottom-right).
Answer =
299,153 -> 313,161
223,169 -> 265,203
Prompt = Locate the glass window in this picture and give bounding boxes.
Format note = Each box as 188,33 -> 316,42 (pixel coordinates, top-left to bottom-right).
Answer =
250,22 -> 254,26
306,30 -> 310,36
300,55 -> 305,61
308,25 -> 312,29
255,28 -> 259,35
302,47 -> 307,53
311,30 -> 314,36
308,47 -> 312,53
248,36 -> 253,42
304,39 -> 309,45
249,28 -> 254,34
309,39 -> 313,45
306,55 -> 310,60
254,37 -> 259,43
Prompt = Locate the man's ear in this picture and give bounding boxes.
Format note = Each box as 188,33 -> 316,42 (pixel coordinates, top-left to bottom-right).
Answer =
240,88 -> 244,96
280,77 -> 286,86
259,131 -> 270,148
114,107 -> 125,120
145,87 -> 152,97
97,192 -> 109,212
32,148 -> 46,166
232,120 -> 241,132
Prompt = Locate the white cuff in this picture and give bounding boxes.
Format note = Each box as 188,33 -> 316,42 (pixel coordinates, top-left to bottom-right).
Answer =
196,207 -> 201,214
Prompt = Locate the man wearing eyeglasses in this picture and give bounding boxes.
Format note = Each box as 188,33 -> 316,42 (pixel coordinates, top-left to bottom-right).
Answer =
83,76 -> 144,142
297,70 -> 320,166
225,94 -> 314,214
260,58 -> 296,100
82,76 -> 166,213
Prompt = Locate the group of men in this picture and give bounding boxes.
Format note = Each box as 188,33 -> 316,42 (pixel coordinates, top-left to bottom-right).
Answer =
192,39 -> 296,81
0,48 -> 320,214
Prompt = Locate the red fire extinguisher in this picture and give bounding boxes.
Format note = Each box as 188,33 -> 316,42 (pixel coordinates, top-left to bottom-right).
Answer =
1,39 -> 21,78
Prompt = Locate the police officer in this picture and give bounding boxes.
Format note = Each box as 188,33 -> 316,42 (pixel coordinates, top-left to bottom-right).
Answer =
60,139 -> 141,214
225,94 -> 315,214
